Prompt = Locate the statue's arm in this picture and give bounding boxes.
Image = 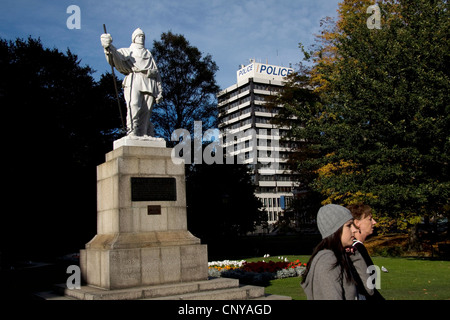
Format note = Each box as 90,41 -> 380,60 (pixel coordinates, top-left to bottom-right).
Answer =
152,58 -> 163,103
100,33 -> 130,74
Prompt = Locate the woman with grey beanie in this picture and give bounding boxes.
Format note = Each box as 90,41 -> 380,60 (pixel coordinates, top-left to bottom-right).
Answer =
301,204 -> 373,300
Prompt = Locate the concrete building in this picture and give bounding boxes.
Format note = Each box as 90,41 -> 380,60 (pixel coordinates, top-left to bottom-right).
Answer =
217,60 -> 299,226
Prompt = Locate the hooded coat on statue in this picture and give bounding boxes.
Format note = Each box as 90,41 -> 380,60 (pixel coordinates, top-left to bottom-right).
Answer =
102,28 -> 163,136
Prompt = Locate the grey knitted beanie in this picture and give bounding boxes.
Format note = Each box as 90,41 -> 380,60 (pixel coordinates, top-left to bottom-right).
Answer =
317,204 -> 353,239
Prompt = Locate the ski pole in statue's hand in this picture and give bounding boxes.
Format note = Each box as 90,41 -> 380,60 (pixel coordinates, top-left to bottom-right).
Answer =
103,24 -> 126,133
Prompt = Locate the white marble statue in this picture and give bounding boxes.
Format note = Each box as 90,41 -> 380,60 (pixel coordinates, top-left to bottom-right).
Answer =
101,28 -> 163,138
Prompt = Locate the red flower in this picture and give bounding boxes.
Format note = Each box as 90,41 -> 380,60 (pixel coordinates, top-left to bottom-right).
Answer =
241,261 -> 290,273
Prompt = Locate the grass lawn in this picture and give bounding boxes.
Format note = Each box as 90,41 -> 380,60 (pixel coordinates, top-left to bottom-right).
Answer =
245,255 -> 450,300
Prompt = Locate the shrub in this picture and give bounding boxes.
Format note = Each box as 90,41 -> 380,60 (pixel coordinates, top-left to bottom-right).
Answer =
276,266 -> 305,279
241,261 -> 289,273
221,269 -> 274,286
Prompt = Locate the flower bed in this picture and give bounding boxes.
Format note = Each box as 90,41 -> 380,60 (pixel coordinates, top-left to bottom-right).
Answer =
208,260 -> 245,271
241,261 -> 289,273
208,257 -> 306,286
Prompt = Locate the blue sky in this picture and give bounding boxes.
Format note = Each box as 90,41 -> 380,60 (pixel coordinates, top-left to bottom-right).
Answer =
1,0 -> 340,89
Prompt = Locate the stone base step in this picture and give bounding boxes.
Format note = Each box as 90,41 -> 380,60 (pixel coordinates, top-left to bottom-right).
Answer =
33,291 -> 77,300
145,285 -> 265,300
63,278 -> 240,300
34,277 -> 291,300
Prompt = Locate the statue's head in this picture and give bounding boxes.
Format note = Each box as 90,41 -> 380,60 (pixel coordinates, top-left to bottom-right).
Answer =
132,28 -> 145,45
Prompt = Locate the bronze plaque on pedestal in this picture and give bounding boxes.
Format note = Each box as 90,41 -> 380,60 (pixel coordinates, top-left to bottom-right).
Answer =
147,205 -> 161,215
131,177 -> 177,201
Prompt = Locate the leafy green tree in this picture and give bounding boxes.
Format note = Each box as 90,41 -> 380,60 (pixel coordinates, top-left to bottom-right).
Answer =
151,31 -> 219,143
186,155 -> 265,243
0,37 -> 124,260
266,66 -> 324,226
272,0 -> 450,247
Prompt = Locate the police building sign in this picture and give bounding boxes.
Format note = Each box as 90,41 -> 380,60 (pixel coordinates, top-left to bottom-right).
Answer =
237,62 -> 294,83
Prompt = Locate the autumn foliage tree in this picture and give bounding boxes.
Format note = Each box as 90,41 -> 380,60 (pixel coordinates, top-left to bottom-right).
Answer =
271,0 -> 449,246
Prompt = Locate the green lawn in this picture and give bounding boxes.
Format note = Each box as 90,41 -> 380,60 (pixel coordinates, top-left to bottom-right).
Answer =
245,255 -> 450,300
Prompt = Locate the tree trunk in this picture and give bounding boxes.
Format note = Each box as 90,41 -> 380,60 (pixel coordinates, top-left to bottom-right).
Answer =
407,223 -> 422,252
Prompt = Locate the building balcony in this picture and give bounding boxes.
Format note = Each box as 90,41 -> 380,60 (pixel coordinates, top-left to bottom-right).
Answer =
259,181 -> 277,187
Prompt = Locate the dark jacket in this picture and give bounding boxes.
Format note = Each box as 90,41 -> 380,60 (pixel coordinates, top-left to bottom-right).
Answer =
352,240 -> 385,300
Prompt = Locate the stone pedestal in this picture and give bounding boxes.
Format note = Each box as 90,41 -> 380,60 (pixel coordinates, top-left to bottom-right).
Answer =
113,135 -> 166,149
80,143 -> 208,290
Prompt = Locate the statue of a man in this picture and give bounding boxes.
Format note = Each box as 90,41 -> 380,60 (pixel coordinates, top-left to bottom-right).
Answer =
101,28 -> 163,137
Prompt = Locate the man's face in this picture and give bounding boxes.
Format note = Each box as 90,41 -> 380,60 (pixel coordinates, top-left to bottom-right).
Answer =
135,34 -> 145,46
355,213 -> 377,238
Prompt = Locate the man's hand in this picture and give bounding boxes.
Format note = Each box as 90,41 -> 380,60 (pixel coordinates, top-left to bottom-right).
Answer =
156,94 -> 163,104
101,33 -> 113,49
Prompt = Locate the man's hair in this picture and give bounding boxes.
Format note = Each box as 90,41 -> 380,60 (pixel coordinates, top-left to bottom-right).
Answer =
347,204 -> 372,220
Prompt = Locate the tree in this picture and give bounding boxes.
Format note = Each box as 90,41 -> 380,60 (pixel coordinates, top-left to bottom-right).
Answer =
0,37 -> 124,261
272,0 -> 450,247
150,31 -> 219,143
266,66 -> 324,226
186,155 -> 265,243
